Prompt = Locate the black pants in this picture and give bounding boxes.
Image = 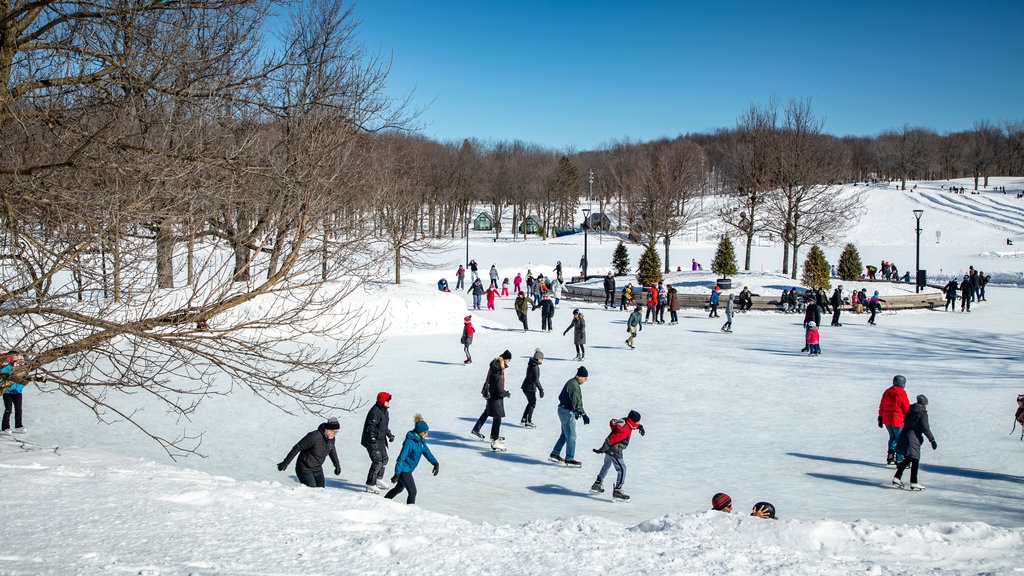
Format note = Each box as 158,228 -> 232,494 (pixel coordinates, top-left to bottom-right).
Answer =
295,466 -> 325,488
944,297 -> 955,311
605,290 -> 615,307
517,313 -> 528,330
385,471 -> 418,504
831,309 -> 841,326
473,411 -> 503,440
894,456 -> 920,483
2,393 -> 23,430
541,315 -> 552,331
521,390 -> 537,423
365,446 -> 389,485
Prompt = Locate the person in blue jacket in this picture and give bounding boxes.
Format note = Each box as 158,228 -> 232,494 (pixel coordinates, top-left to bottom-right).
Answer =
385,414 -> 439,504
2,352 -> 46,435
708,285 -> 721,318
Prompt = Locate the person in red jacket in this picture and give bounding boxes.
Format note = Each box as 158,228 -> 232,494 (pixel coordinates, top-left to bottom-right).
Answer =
878,375 -> 911,465
461,316 -> 475,364
589,410 -> 645,501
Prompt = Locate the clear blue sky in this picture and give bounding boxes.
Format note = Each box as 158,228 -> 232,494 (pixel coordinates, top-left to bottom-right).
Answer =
352,0 -> 1024,151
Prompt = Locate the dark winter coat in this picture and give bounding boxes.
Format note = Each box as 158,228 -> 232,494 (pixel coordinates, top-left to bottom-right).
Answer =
604,275 -> 616,292
515,294 -> 530,317
944,280 -> 958,300
468,279 -> 484,296
361,402 -> 392,451
830,289 -> 843,310
486,357 -> 510,418
533,298 -> 555,318
895,402 -> 935,460
557,377 -> 585,415
594,416 -> 639,459
281,424 -> 340,472
393,430 -> 438,475
803,302 -> 821,328
564,315 -> 586,345
521,357 -> 544,395
959,278 -> 971,297
667,288 -> 680,311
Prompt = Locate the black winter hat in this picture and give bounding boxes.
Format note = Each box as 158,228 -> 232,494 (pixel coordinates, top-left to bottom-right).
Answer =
917,394 -> 929,406
893,375 -> 906,388
628,410 -> 641,423
324,417 -> 340,430
501,350 -> 512,361
576,366 -> 588,378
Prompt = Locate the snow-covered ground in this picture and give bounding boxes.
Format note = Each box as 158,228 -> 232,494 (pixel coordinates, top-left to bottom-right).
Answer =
3,178 -> 1024,575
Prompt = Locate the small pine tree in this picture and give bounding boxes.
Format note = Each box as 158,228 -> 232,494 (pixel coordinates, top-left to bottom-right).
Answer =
801,245 -> 831,291
711,236 -> 738,278
636,242 -> 663,287
837,242 -> 863,281
612,241 -> 630,276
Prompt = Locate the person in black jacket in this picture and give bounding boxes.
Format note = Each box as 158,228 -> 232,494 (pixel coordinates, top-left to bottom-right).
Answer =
603,272 -> 616,308
892,395 -> 937,490
520,349 -> 545,428
278,418 -> 342,488
943,279 -> 958,311
959,275 -> 972,312
829,286 -> 844,326
801,296 -> 821,352
533,292 -> 555,332
361,392 -> 395,494
471,350 -> 512,451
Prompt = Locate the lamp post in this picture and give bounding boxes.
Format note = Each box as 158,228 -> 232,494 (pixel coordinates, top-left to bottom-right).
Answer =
581,206 -> 591,279
913,209 -> 923,293
465,216 -> 471,268
589,169 -> 600,244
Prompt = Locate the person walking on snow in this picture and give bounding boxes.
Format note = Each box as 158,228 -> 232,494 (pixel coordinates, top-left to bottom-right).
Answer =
878,375 -> 910,465
385,414 -> 439,504
563,309 -> 587,361
892,394 -> 937,490
590,410 -> 645,500
520,349 -> 545,428
361,392 -> 396,494
461,315 -> 475,364
722,293 -> 735,333
277,417 -> 342,488
534,292 -> 555,332
550,366 -> 590,467
1,352 -> 46,435
625,305 -> 643,349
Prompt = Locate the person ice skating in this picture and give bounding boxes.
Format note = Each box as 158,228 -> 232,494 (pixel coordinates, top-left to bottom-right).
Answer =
621,282 -> 634,310
1,353 -> 45,435
805,321 -> 820,355
489,264 -> 499,287
590,410 -> 645,501
277,417 -> 342,488
461,315 -> 475,364
645,285 -> 658,323
656,282 -> 667,324
867,291 -> 885,324
514,272 -> 522,294
550,366 -> 590,467
829,285 -> 844,326
515,291 -> 530,331
691,258 -> 698,271
708,285 -> 721,318
520,349 -> 545,428
711,492 -> 733,512
721,293 -> 735,333
625,305 -> 643,349
470,350 -> 512,451
550,276 -> 563,305
469,259 -> 479,281
484,283 -> 499,310
878,375 -> 911,465
667,285 -> 680,324
501,277 -> 510,297
603,271 -> 616,308
554,260 -> 563,283
467,278 -> 484,310
361,392 -> 396,494
533,292 -> 555,332
750,502 -> 777,519
563,309 -> 587,360
455,264 -> 466,290
802,296 -> 821,350
959,275 -> 972,312
943,278 -> 958,311
385,414 -> 439,505
892,394 -> 937,490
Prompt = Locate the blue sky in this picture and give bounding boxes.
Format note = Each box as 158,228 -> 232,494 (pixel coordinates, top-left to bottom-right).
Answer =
352,1 -> 1023,151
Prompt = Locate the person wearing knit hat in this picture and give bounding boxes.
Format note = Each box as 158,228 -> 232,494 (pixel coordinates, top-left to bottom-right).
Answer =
711,493 -> 732,512
550,367 -> 590,467
470,350 -> 512,451
520,349 -> 545,428
360,392 -> 396,494
590,409 -> 645,501
461,315 -> 475,365
878,375 -> 911,465
385,414 -> 439,505
625,305 -> 643,349
563,309 -> 587,361
276,417 -> 342,488
893,393 -> 937,491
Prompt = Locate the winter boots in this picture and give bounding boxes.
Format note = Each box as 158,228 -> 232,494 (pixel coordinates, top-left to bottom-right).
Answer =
590,479 -> 604,493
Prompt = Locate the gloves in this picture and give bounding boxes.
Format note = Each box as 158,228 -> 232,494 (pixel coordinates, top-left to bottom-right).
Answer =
277,462 -> 287,471
504,391 -> 511,398
931,440 -> 937,450
539,389 -> 544,398
638,424 -> 646,436
432,462 -> 440,476
386,432 -> 395,443
582,414 -> 590,425
877,416 -> 883,429
334,465 -> 341,476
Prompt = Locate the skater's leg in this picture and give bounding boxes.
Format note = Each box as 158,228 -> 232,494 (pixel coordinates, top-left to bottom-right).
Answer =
611,456 -> 626,488
908,458 -> 920,484
490,416 -> 502,441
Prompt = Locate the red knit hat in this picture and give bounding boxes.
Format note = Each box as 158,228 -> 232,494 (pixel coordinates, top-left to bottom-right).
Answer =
712,492 -> 732,510
377,392 -> 392,405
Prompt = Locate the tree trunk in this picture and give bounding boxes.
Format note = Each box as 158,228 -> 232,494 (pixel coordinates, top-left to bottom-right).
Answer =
663,236 -> 671,273
155,219 -> 175,289
744,232 -> 754,271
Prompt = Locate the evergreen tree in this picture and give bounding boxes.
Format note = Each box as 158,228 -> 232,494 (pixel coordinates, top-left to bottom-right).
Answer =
711,236 -> 738,278
636,242 -> 663,287
837,242 -> 863,281
612,241 -> 630,276
801,245 -> 831,290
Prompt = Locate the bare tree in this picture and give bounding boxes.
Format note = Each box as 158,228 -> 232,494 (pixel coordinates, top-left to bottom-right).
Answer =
875,125 -> 937,190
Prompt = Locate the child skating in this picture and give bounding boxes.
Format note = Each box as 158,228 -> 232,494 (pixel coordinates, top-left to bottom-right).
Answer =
590,410 -> 645,501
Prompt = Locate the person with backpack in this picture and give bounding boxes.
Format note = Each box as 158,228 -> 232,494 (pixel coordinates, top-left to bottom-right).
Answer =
276,417 -> 342,488
519,349 -> 544,428
361,392 -> 395,494
878,375 -> 911,466
589,410 -> 645,501
1,352 -> 45,435
892,394 -> 937,490
385,414 -> 439,505
461,315 -> 475,365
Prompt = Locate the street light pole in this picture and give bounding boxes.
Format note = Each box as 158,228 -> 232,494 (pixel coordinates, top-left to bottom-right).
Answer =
465,215 -> 471,268
582,206 -> 591,280
589,169 -> 599,244
913,209 -> 923,293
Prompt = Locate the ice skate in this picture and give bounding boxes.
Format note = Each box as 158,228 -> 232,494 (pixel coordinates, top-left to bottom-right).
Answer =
612,488 -> 630,500
490,438 -> 507,452
909,483 -> 925,491
375,479 -> 392,490
564,459 -> 582,468
892,477 -> 904,488
523,422 -> 537,429
364,484 -> 380,494
12,427 -> 25,435
548,453 -> 565,463
590,479 -> 604,494
470,430 -> 485,440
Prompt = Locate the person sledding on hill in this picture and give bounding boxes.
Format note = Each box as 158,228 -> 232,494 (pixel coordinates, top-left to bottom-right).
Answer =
590,410 -> 645,501
385,414 -> 439,504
